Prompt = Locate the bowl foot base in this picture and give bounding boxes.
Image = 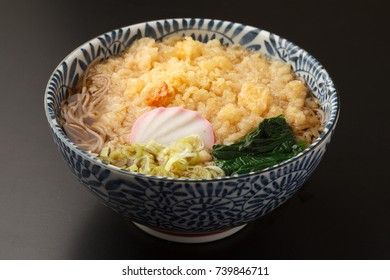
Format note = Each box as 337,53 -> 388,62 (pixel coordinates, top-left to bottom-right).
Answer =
133,223 -> 246,243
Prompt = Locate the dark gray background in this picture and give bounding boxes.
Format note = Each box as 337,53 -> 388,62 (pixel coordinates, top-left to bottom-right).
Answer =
1,0 -> 389,259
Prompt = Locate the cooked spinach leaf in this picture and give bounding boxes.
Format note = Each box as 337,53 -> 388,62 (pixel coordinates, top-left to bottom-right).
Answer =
212,115 -> 305,175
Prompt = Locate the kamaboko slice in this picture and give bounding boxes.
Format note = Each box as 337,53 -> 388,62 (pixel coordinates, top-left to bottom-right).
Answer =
129,107 -> 214,150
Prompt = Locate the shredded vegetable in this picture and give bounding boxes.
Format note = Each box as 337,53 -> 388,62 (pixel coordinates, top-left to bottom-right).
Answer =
99,136 -> 225,179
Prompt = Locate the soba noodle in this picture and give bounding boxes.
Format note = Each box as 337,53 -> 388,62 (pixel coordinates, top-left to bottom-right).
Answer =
61,36 -> 324,157
61,59 -> 110,153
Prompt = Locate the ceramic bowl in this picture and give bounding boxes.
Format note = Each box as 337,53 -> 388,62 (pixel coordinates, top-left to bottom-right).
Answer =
44,18 -> 339,243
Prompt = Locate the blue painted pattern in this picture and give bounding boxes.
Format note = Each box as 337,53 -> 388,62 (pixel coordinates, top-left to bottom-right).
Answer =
44,19 -> 339,233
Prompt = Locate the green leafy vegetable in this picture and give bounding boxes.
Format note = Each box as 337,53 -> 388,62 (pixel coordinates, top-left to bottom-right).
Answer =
212,115 -> 306,175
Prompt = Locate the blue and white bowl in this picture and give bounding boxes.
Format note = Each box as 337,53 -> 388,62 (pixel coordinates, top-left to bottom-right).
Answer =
44,19 -> 339,243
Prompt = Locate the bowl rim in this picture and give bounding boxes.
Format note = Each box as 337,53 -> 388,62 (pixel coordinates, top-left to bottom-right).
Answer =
44,18 -> 340,182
